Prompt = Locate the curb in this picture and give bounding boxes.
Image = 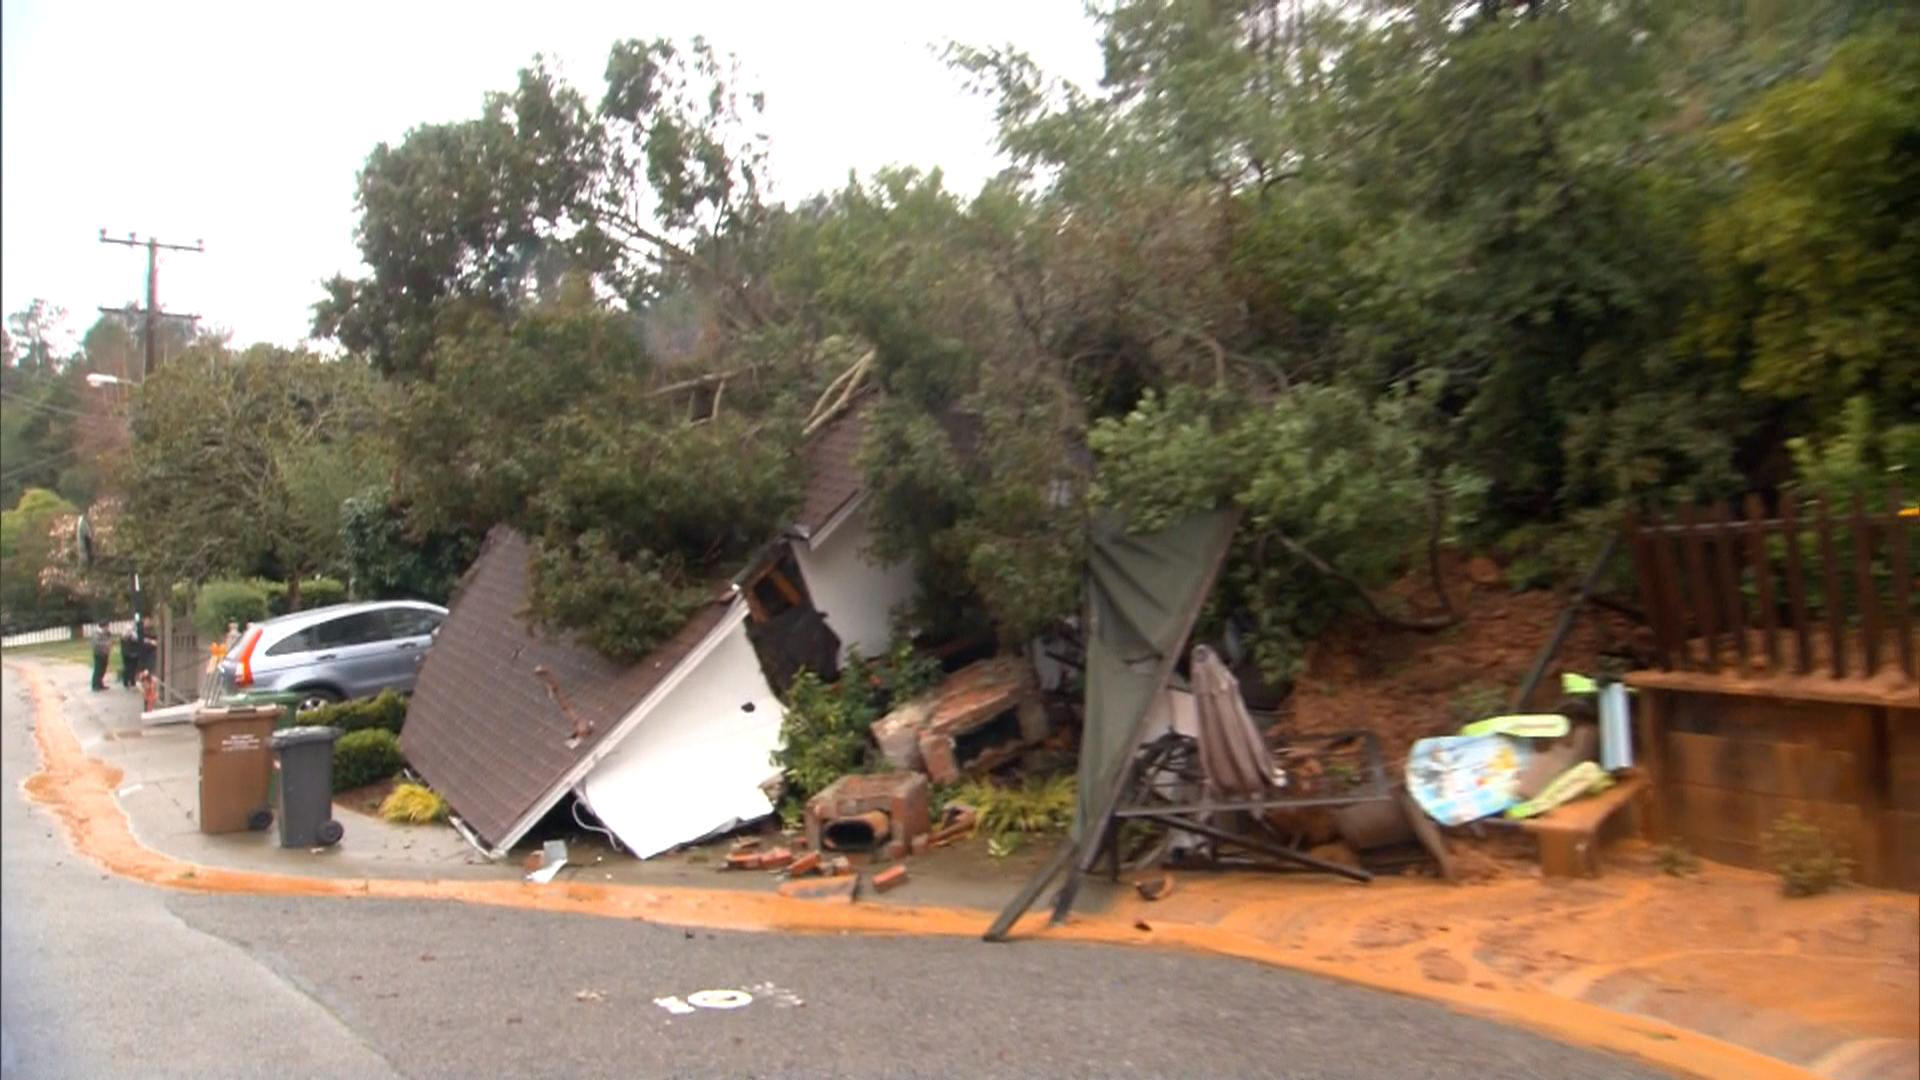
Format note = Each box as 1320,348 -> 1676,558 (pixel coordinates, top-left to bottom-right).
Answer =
7,660 -> 1815,1080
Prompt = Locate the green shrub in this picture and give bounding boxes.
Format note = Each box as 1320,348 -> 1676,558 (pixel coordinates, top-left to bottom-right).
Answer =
253,576 -> 348,616
953,774 -> 1077,842
193,580 -> 270,636
1763,812 -> 1852,897
305,690 -> 408,735
298,577 -> 348,609
771,640 -> 947,801
332,728 -> 405,792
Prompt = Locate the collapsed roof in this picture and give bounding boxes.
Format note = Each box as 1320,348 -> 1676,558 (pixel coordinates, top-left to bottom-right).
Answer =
402,402 -> 910,858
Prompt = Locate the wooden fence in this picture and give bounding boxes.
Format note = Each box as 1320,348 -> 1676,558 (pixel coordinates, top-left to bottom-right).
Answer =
1627,490 -> 1917,681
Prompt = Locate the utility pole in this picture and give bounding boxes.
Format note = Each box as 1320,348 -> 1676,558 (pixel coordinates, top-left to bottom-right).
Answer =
98,230 -> 203,380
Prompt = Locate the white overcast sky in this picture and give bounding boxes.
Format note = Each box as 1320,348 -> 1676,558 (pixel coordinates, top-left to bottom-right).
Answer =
1,1 -> 1102,352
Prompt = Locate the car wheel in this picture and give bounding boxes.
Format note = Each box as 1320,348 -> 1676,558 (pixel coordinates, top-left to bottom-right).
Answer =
296,689 -> 341,713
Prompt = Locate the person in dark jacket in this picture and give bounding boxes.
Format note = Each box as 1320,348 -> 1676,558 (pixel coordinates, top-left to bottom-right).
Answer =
120,624 -> 141,688
89,622 -> 114,691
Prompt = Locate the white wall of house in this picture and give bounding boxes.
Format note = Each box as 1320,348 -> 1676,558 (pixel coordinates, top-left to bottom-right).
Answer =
577,606 -> 786,859
793,499 -> 918,658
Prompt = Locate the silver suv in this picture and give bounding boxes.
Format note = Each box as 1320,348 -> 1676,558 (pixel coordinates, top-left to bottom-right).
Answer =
214,600 -> 448,712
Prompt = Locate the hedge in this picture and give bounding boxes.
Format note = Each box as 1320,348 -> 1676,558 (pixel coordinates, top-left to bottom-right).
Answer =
303,690 -> 408,736
332,728 -> 405,792
188,577 -> 350,636
256,577 -> 347,616
193,580 -> 271,637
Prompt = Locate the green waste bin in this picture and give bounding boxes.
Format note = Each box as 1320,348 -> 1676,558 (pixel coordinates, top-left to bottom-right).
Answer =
270,725 -> 344,848
219,690 -> 305,729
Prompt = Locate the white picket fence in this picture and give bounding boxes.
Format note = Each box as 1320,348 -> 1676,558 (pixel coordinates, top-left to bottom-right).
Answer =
0,618 -> 134,650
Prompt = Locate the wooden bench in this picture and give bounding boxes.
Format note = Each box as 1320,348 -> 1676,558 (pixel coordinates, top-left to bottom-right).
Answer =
1510,770 -> 1651,878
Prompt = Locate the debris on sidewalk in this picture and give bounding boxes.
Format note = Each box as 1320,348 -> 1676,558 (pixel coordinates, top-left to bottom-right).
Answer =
787,850 -> 821,876
575,988 -> 605,1003
778,874 -> 859,902
872,864 -> 909,892
1504,761 -> 1614,820
870,657 -> 1051,782
929,802 -> 978,847
525,839 -> 569,884
1405,734 -> 1531,826
1135,873 -> 1175,901
804,772 -> 929,856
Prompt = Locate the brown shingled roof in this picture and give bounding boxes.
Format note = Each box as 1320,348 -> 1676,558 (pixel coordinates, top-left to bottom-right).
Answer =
402,528 -> 733,851
794,399 -> 868,537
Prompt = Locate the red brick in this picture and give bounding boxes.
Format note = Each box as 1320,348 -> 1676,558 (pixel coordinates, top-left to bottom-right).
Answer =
759,846 -> 793,870
726,850 -> 762,870
788,851 -> 821,876
872,864 -> 909,892
918,734 -> 960,784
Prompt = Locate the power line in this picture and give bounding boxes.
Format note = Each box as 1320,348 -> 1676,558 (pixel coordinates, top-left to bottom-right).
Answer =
98,230 -> 204,380
0,445 -> 82,481
0,389 -> 99,421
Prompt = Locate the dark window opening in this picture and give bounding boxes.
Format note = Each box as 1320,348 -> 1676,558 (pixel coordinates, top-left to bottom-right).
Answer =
953,708 -> 1025,769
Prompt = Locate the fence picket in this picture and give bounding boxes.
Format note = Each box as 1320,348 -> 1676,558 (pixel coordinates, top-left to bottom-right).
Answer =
1814,494 -> 1847,678
1625,512 -> 1672,670
1712,501 -> 1748,666
1888,482 -> 1915,679
1744,493 -> 1780,672
1649,507 -> 1693,670
1851,492 -> 1882,676
1780,497 -> 1815,674
1680,504 -> 1722,670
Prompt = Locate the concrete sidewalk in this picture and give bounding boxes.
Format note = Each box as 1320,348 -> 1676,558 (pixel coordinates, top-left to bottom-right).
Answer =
32,656 -> 1071,905
10,655 -> 1917,1080
38,659 -> 487,882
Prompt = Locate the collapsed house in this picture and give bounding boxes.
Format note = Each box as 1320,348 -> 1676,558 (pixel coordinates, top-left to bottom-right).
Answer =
401,403 -> 918,859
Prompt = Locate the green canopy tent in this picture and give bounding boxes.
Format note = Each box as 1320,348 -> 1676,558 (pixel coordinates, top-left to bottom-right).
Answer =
985,508 -> 1239,941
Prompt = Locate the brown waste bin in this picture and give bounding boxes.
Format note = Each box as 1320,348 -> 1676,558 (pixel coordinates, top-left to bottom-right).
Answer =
193,704 -> 278,834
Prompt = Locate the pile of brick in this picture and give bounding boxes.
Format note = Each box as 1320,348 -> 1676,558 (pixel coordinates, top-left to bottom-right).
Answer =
869,657 -> 1052,784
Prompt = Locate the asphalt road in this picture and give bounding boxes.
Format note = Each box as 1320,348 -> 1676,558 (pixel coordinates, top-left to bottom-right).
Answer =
0,667 -> 1664,1080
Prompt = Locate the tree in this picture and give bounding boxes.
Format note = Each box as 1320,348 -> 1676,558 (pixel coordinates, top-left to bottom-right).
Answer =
1686,26 -> 1920,435
398,296 -> 802,659
0,488 -> 83,631
5,300 -> 67,375
120,345 -> 389,606
339,483 -> 478,604
313,38 -> 779,378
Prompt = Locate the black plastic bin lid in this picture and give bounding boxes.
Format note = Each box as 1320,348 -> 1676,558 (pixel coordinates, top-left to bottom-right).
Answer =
270,725 -> 343,748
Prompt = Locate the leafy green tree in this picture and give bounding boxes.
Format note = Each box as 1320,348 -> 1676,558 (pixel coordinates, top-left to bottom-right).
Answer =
314,38 -> 778,378
387,289 -> 803,660
0,487 -> 83,630
339,484 -> 477,604
1686,27 -> 1920,434
120,345 -> 389,606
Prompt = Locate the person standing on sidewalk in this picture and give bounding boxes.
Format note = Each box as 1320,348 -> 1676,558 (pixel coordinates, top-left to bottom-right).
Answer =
89,622 -> 114,691
119,623 -> 141,688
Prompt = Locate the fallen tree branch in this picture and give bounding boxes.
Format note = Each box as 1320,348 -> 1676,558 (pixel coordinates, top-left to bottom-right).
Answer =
1269,527 -> 1459,632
